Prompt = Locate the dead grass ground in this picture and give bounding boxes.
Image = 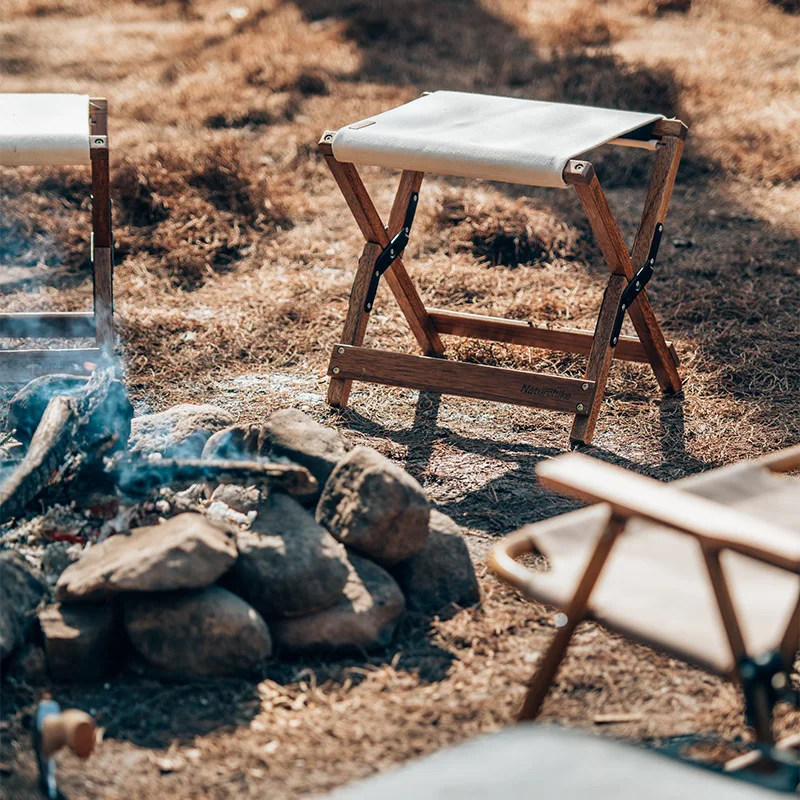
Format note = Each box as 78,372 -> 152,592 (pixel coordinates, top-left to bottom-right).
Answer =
1,0 -> 799,797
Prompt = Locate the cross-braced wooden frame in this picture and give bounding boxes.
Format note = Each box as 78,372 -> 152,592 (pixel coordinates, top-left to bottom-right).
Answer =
320,118 -> 687,445
0,97 -> 114,383
491,445 -> 800,782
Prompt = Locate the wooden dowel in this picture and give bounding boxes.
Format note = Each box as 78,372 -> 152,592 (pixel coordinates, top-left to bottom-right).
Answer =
0,312 -> 95,339
329,345 -> 595,415
427,308 -> 679,366
41,709 -> 95,759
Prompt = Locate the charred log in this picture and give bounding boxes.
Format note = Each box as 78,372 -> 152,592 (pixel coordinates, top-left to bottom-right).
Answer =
0,369 -> 133,524
108,455 -> 318,503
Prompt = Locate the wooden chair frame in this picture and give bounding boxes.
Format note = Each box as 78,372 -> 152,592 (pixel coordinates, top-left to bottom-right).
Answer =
0,97 -> 114,383
319,118 -> 687,445
490,445 -> 800,777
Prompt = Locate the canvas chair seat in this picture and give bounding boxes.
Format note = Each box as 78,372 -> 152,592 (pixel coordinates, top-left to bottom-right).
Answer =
326,725 -> 777,800
515,464 -> 800,677
330,91 -> 663,189
0,94 -> 92,166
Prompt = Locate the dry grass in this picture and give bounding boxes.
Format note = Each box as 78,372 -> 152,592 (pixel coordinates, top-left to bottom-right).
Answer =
112,138 -> 291,287
427,189 -> 578,268
1,0 -> 799,797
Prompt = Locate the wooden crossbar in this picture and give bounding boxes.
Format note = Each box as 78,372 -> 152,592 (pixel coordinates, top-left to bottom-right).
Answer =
0,312 -> 96,339
328,345 -> 595,415
426,308 -> 680,366
0,348 -> 107,379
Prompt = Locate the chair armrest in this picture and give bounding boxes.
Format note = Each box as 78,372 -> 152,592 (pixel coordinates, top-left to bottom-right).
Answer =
536,454 -> 800,572
758,443 -> 800,473
489,527 -> 543,597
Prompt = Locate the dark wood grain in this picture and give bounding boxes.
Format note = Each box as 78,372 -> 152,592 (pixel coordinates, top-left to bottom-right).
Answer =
327,242 -> 382,407
329,345 -> 595,414
323,156 -> 444,356
427,308 -> 679,366
570,273 -> 626,444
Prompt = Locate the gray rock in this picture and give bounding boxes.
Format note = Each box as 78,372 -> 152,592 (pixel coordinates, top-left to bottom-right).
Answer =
56,513 -> 237,602
393,510 -> 480,614
129,404 -> 235,457
209,483 -> 261,513
202,425 -> 260,460
0,551 -> 47,661
227,493 -> 350,618
262,409 -> 348,488
123,586 -> 271,677
202,411 -> 347,501
271,554 -> 405,655
316,446 -> 430,565
39,603 -> 119,682
41,542 -> 81,583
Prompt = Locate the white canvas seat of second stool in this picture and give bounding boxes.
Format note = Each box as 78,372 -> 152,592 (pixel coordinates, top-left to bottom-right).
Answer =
0,94 -> 91,166
331,91 -> 663,189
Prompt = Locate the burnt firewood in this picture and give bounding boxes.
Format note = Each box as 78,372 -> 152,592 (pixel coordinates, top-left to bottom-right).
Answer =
0,395 -> 79,524
0,369 -> 133,524
107,455 -> 319,503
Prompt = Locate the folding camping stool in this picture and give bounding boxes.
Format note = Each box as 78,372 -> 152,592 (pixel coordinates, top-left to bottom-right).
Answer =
320,91 -> 687,445
0,94 -> 114,382
490,446 -> 800,786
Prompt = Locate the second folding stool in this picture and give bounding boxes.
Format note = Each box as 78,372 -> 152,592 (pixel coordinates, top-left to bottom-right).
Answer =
320,91 -> 686,445
0,94 -> 114,382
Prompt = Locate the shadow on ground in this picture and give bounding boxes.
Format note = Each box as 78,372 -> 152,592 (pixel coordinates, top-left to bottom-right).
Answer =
337,389 -> 719,538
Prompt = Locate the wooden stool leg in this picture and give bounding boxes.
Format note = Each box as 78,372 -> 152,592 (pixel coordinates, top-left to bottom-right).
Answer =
570,273 -> 626,445
779,591 -> 800,667
628,135 -> 685,393
566,160 -> 680,399
328,242 -> 383,407
519,515 -> 623,721
90,98 -> 114,354
318,140 -> 445,357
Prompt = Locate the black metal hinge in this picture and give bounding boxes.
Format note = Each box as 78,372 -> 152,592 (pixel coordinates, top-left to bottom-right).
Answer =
739,650 -> 794,741
364,191 -> 419,312
610,222 -> 663,347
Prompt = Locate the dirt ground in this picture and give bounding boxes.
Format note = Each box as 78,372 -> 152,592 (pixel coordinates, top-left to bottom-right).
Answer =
1,0 -> 799,797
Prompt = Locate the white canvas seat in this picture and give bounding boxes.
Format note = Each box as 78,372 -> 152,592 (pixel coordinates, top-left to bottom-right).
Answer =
331,91 -> 663,189
513,487 -> 800,677
326,726 -> 781,800
0,94 -> 91,167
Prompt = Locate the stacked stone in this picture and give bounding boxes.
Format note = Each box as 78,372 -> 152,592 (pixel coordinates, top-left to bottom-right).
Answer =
7,405 -> 479,681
